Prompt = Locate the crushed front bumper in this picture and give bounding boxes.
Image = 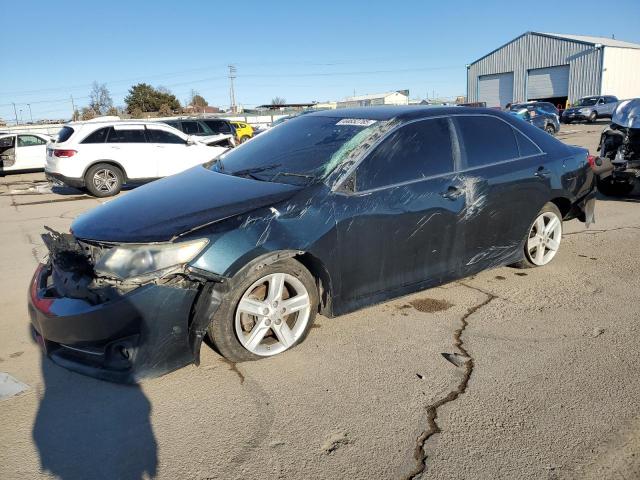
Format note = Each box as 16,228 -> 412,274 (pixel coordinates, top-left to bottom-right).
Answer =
28,262 -> 205,383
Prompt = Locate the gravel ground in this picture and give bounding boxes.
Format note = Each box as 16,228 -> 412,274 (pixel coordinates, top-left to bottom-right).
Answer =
0,123 -> 638,479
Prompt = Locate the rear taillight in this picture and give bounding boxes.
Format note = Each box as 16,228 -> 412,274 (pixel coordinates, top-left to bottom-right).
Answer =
587,154 -> 602,170
53,149 -> 77,158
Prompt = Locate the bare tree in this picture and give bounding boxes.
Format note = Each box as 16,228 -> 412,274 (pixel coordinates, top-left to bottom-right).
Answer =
89,82 -> 113,115
271,96 -> 286,106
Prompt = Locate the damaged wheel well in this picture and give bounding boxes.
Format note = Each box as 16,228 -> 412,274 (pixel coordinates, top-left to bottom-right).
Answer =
550,197 -> 571,219
293,252 -> 333,316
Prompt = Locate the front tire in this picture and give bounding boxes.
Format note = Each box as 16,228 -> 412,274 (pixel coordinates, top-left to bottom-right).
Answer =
84,163 -> 123,197
544,124 -> 556,135
513,202 -> 563,269
207,258 -> 318,362
588,111 -> 597,123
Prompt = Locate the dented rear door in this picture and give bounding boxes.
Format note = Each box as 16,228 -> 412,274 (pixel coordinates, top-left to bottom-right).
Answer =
452,115 -> 551,272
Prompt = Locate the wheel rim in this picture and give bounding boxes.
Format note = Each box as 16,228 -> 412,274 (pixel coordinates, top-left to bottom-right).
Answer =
92,169 -> 118,193
545,125 -> 554,134
526,211 -> 562,266
235,272 -> 311,356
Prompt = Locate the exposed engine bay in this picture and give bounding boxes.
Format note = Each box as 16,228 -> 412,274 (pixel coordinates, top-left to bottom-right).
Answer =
597,98 -> 640,195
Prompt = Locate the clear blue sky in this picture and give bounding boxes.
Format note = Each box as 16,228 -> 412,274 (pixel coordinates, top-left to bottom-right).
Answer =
2,0 -> 639,121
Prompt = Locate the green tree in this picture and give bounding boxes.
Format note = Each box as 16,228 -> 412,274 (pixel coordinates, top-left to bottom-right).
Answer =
124,83 -> 180,113
158,104 -> 173,116
131,107 -> 144,119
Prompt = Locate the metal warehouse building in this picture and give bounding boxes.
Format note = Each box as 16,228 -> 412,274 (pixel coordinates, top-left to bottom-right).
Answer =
467,32 -> 640,109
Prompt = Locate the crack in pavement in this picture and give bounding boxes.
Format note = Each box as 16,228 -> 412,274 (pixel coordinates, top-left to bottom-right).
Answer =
406,291 -> 496,480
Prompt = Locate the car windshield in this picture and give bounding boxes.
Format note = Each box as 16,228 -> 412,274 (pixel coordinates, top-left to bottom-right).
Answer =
207,115 -> 386,184
575,97 -> 598,107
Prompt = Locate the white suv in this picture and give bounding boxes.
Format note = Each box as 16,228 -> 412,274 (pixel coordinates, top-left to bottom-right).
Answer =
45,119 -> 226,197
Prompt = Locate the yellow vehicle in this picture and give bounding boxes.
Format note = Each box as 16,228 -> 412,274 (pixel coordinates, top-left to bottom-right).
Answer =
231,121 -> 254,143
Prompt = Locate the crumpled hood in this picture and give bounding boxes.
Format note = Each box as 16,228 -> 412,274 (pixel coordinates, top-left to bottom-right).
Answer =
71,165 -> 302,243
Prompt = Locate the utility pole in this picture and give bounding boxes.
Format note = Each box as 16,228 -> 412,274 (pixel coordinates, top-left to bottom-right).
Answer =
12,102 -> 18,125
70,95 -> 76,121
228,64 -> 237,113
27,104 -> 33,123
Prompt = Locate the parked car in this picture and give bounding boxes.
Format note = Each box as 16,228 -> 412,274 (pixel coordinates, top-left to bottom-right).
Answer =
29,107 -> 597,382
231,121 -> 254,143
0,133 -> 52,173
509,106 -> 560,135
562,95 -> 618,124
162,118 -> 236,148
511,101 -> 559,117
45,120 -> 227,197
595,98 -> 640,195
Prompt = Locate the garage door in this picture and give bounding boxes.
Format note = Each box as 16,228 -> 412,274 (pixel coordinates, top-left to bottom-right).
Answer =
478,72 -> 514,108
527,65 -> 570,99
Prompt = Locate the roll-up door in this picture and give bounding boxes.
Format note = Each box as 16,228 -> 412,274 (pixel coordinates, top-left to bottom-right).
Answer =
478,72 -> 514,108
527,65 -> 570,99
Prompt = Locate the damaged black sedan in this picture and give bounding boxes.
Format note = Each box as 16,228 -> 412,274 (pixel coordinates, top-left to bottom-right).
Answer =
29,107 -> 597,382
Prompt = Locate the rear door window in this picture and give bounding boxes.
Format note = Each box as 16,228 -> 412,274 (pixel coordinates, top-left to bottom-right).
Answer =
106,127 -> 147,143
146,129 -> 185,144
181,121 -> 200,135
513,129 -> 541,157
81,127 -> 109,143
355,118 -> 454,191
456,116 -> 519,168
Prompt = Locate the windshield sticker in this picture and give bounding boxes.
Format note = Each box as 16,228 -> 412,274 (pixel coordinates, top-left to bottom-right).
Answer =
336,118 -> 377,127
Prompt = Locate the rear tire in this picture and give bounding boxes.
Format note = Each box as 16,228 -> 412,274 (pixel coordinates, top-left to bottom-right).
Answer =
512,202 -> 563,269
207,258 -> 318,363
84,163 -> 123,197
597,177 -> 634,196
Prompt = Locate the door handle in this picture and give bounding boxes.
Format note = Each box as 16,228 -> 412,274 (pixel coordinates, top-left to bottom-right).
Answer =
440,185 -> 465,200
534,166 -> 551,178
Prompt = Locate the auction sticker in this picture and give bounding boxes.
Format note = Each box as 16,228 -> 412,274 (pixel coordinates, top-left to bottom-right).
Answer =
336,118 -> 377,127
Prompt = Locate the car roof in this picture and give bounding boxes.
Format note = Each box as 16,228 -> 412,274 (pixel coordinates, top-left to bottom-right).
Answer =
307,105 -> 508,121
67,119 -> 158,127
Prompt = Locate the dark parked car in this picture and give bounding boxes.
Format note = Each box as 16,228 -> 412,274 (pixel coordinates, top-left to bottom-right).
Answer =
511,101 -> 559,117
562,95 -> 619,124
509,105 -> 561,135
163,118 -> 236,147
29,107 -> 597,382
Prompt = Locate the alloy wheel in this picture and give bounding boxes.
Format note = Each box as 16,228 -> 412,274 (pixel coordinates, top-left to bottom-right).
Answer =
92,169 -> 118,193
526,211 -> 562,266
235,272 -> 311,356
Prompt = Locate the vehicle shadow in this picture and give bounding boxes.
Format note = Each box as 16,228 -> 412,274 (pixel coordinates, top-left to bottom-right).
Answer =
32,353 -> 158,480
596,190 -> 640,204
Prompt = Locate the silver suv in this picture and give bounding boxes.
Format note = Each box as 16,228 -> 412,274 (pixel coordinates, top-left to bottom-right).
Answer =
562,95 -> 619,124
